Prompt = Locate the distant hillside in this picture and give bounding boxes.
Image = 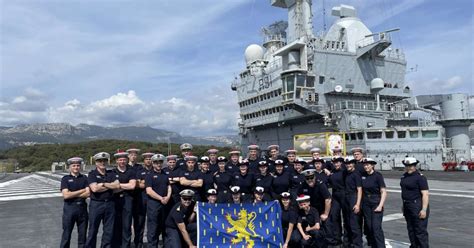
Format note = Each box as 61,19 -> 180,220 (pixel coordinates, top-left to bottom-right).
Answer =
0,139 -> 236,172
0,123 -> 239,150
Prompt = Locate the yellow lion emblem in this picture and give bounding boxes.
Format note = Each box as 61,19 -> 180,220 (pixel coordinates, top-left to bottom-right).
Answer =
225,209 -> 259,248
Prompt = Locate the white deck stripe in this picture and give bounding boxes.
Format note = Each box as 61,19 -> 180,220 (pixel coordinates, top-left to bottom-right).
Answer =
383,213 -> 405,222
0,193 -> 62,201
0,190 -> 60,197
0,187 -> 57,193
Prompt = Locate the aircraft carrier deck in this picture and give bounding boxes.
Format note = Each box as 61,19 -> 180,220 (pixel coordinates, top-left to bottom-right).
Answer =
0,171 -> 472,247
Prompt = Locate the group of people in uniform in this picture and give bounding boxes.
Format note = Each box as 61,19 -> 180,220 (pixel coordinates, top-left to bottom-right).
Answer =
60,143 -> 430,248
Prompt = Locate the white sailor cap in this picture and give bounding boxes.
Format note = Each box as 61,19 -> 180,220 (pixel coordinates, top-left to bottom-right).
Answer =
93,152 -> 110,161
239,159 -> 249,166
229,150 -> 241,156
247,144 -> 260,150
402,157 -> 419,166
258,160 -> 268,167
310,147 -> 321,153
217,156 -> 228,163
285,149 -> 297,154
254,186 -> 265,194
67,157 -> 83,165
180,143 -> 193,150
280,192 -> 291,198
114,150 -> 129,158
166,155 -> 178,161
274,159 -> 285,166
126,148 -> 141,153
351,147 -> 364,154
199,156 -> 210,163
207,189 -> 217,195
207,149 -> 219,154
362,158 -> 377,165
184,155 -> 197,161
151,154 -> 165,162
345,156 -> 356,164
230,186 -> 241,194
296,194 -> 311,202
267,144 -> 279,150
141,152 -> 155,158
179,189 -> 195,197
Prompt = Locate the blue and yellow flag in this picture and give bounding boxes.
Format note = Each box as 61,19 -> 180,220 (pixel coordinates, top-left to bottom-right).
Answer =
197,201 -> 283,248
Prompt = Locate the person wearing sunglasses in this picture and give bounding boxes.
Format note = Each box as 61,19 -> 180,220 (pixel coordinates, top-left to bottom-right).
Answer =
164,189 -> 197,248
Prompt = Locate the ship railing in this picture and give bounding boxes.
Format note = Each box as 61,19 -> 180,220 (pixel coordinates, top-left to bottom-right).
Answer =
263,34 -> 287,44
331,100 -> 409,113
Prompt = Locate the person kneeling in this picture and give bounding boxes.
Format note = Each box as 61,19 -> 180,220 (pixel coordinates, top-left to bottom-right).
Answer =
296,194 -> 326,248
164,189 -> 197,248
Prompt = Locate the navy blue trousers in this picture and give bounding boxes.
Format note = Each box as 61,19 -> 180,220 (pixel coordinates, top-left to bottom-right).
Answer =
60,201 -> 88,248
112,194 -> 133,248
362,195 -> 385,248
146,200 -> 165,247
403,199 -> 429,248
86,200 -> 115,248
343,193 -> 362,248
132,194 -> 146,247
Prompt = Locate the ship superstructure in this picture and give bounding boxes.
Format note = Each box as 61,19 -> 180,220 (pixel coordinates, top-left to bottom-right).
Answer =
231,1 -> 473,170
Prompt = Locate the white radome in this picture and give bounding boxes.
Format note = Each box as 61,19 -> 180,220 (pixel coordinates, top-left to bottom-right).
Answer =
244,44 -> 264,65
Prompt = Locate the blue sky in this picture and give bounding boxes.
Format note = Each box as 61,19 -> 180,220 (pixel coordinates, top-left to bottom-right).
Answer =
0,0 -> 472,135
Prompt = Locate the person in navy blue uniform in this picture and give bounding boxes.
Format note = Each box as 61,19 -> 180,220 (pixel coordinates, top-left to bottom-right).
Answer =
309,147 -> 322,166
343,156 -> 363,248
86,152 -> 120,248
254,160 -> 273,201
207,149 -> 219,173
247,144 -> 263,174
361,158 -> 387,248
226,150 -> 241,174
229,186 -> 244,204
165,189 -> 197,248
272,159 -> 291,200
213,156 -> 232,203
312,158 -> 329,185
284,149 -> 297,174
280,192 -> 300,248
296,194 -> 325,248
351,147 -> 366,175
298,169 -> 332,246
112,150 -> 137,248
132,151 -> 155,248
179,156 -> 203,201
206,189 -> 218,204
400,157 -> 430,248
126,148 -> 141,171
290,158 -> 306,202
232,159 -> 254,202
327,156 -> 346,246
60,157 -> 89,248
198,156 -> 214,201
163,155 -> 181,204
176,143 -> 193,171
266,144 -> 283,173
252,186 -> 266,204
145,154 -> 171,248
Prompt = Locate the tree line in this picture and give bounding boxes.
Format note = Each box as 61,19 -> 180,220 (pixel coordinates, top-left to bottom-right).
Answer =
0,139 -> 235,172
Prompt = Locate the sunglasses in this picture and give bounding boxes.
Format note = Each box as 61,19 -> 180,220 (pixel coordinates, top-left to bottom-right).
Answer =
305,176 -> 315,180
182,197 -> 192,202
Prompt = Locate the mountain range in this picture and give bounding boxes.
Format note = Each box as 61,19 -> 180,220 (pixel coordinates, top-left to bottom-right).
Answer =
0,123 -> 239,150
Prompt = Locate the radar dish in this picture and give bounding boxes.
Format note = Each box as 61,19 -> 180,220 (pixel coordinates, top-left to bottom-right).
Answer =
335,85 -> 343,92
244,44 -> 264,65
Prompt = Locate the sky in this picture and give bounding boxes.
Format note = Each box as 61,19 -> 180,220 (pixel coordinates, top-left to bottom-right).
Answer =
0,0 -> 473,136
